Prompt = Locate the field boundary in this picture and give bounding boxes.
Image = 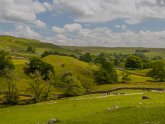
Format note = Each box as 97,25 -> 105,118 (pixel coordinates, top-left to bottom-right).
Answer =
87,87 -> 165,94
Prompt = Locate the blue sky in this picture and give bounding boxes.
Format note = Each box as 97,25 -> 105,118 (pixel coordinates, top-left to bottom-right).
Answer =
0,0 -> 165,47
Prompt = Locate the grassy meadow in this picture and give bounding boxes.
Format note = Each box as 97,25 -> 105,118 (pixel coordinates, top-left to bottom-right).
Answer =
0,91 -> 165,124
0,35 -> 165,124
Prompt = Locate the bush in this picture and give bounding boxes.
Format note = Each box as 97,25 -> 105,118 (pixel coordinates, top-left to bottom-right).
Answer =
121,72 -> 131,83
125,55 -> 142,69
61,72 -> 85,96
29,71 -> 55,102
24,57 -> 55,80
27,46 -> 35,53
79,53 -> 93,63
148,60 -> 165,82
3,72 -> 19,105
95,62 -> 118,84
0,50 -> 14,76
4,89 -> 19,105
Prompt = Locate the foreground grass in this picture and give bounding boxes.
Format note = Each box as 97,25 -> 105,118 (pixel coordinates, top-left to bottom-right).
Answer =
0,91 -> 165,124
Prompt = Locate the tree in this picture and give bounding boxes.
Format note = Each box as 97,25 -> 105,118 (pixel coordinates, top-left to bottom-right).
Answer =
121,72 -> 131,83
125,55 -> 142,69
0,50 -> 18,104
24,57 -> 55,80
94,53 -> 107,64
29,71 -> 55,102
79,53 -> 93,63
27,46 -> 35,53
95,62 -> 118,84
61,72 -> 85,96
0,50 -> 14,76
3,70 -> 19,105
148,60 -> 165,82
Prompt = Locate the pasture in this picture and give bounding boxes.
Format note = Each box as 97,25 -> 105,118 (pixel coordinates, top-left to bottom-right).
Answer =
0,90 -> 165,124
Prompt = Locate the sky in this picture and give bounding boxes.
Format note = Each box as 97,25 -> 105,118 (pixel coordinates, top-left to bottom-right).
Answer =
0,0 -> 165,48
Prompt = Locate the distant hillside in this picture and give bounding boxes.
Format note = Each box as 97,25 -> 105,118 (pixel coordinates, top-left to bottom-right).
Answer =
0,35 -> 76,57
43,55 -> 98,89
62,46 -> 165,58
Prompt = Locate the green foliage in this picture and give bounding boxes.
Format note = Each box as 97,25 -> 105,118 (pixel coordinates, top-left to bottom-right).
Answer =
141,58 -> 151,69
95,62 -> 118,84
94,53 -> 107,64
79,53 -> 93,63
43,55 -> 96,91
27,46 -> 35,53
121,72 -> 131,83
152,56 -> 163,60
0,50 -> 14,76
148,60 -> 165,82
41,50 -> 65,58
29,71 -> 55,102
3,71 -> 19,105
61,72 -> 85,96
125,55 -> 142,69
24,57 -> 55,80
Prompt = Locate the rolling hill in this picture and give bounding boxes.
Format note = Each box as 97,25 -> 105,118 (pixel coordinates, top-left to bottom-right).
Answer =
0,55 -> 98,93
62,46 -> 165,58
43,55 -> 98,89
0,35 -> 77,57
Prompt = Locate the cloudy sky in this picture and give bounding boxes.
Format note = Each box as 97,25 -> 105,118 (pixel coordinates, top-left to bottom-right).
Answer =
0,0 -> 165,47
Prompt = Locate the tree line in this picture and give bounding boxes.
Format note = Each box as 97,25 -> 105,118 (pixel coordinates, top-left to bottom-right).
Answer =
0,49 -> 165,105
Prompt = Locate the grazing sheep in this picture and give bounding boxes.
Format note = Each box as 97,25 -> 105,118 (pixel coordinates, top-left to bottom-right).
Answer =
48,118 -> 57,124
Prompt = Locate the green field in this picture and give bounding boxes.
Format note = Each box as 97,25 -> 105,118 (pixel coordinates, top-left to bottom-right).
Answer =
63,46 -> 165,58
0,36 -> 165,124
0,35 -> 77,57
0,91 -> 165,124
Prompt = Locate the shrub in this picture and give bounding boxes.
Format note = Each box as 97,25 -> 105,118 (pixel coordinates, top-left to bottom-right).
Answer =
95,62 -> 118,84
27,46 -> 35,53
148,60 -> 165,82
3,71 -> 19,105
61,72 -> 85,96
0,50 -> 14,76
24,57 -> 55,80
125,55 -> 142,69
121,72 -> 131,83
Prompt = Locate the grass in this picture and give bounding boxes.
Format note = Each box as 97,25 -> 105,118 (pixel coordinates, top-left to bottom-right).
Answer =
0,35 -> 165,124
92,70 -> 165,91
0,55 -> 97,93
0,59 -> 31,92
63,46 -> 165,58
43,55 -> 97,89
0,35 -> 77,57
0,91 -> 165,124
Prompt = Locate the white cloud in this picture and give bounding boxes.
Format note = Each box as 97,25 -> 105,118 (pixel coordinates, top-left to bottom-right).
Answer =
51,24 -> 165,47
52,0 -> 165,24
2,25 -> 41,39
64,23 -> 82,32
52,26 -> 65,33
115,25 -> 121,28
43,2 -> 52,10
52,23 -> 82,33
0,0 -> 47,27
34,20 -> 46,28
14,25 -> 40,38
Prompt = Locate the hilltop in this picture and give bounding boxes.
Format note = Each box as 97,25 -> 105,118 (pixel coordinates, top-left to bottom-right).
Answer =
0,35 -> 77,57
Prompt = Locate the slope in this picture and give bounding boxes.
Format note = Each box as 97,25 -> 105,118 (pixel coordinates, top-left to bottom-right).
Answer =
43,55 -> 98,89
0,35 -> 76,57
